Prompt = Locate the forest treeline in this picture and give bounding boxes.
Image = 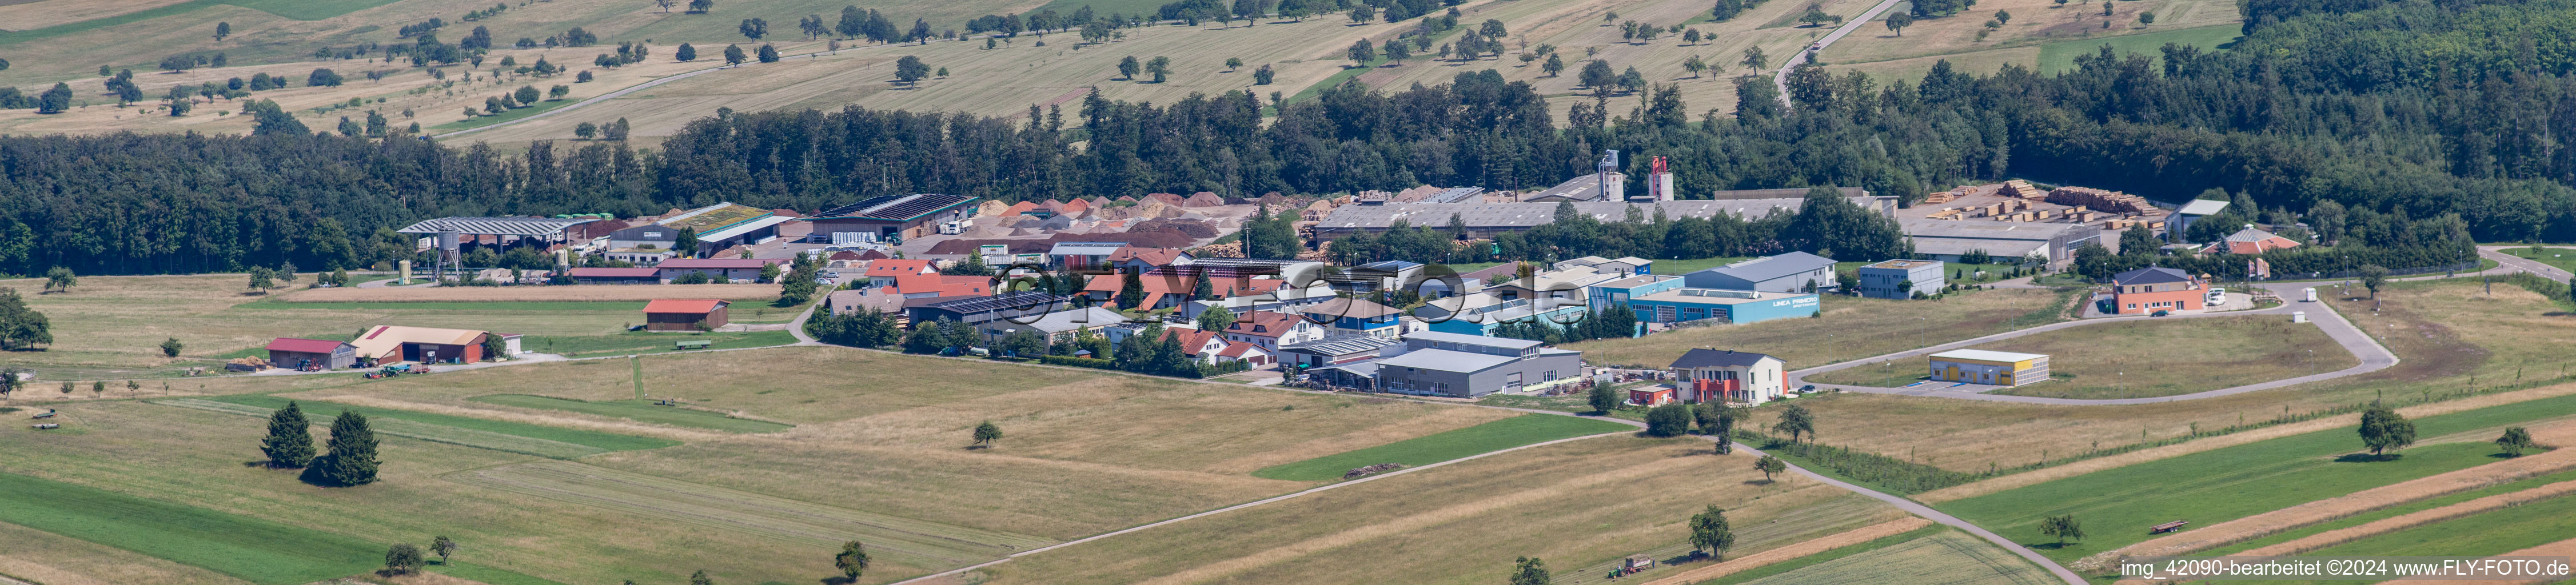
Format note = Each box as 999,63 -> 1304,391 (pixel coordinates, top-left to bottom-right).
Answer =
3,0 -> 2575,275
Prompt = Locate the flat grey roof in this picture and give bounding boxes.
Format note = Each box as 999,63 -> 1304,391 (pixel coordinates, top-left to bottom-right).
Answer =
1404,331 -> 1544,350
2177,199 -> 2230,215
1377,348 -> 1518,374
1897,218 -> 2098,241
1281,334 -> 1402,355
398,217 -> 599,236
1696,252 -> 1836,283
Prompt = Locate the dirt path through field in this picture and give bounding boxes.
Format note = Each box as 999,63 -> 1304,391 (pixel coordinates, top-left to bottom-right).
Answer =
2099,419 -> 2576,563
1636,518 -> 1934,585
1917,382 -> 2576,504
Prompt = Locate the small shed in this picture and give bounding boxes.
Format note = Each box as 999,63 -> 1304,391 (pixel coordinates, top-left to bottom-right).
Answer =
1629,387 -> 1676,407
643,299 -> 731,331
265,338 -> 356,370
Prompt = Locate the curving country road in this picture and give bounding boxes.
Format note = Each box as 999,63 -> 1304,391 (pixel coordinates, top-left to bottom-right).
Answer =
1771,0 -> 1908,107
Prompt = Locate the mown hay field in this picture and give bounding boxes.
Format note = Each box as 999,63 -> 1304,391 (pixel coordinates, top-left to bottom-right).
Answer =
978,436 -> 1911,585
1564,287 -> 2072,369
1250,413 -> 1636,480
1814,0 -> 2243,80
1808,314 -> 2358,399
469,394 -> 793,432
282,283 -> 782,302
0,470 -> 382,585
1730,530 -> 2056,585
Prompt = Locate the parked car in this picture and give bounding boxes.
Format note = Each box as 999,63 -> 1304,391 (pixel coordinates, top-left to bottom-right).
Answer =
2152,310 -> 2171,316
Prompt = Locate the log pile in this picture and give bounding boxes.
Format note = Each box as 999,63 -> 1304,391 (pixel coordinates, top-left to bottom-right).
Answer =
1344,463 -> 1406,480
2046,186 -> 2156,215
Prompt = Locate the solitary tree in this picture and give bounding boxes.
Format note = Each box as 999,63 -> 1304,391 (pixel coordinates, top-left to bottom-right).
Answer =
161,336 -> 184,358
575,121 -> 599,139
1146,55 -> 1171,82
1542,53 -> 1564,77
1346,38 -> 1375,66
756,43 -> 780,62
739,18 -> 768,39
312,410 -> 381,486
1226,57 -> 1243,71
881,54 -> 929,85
971,420 -> 1003,448
1644,403 -> 1693,436
431,536 -> 457,565
1509,557 -> 1549,585
214,21 -> 232,42
1772,403 -> 1815,443
1682,54 -> 1708,78
2039,514 -> 2085,547
43,266 -> 75,292
723,44 -> 747,65
835,540 -> 871,580
689,570 -> 715,585
2497,427 -> 2538,457
1118,55 -> 1141,79
1753,454 -> 1785,480
1382,39 -> 1410,65
1885,11 -> 1913,35
676,42 -> 698,61
1688,505 -> 1736,559
1741,46 -> 1768,71
384,544 -> 425,575
1586,383 -> 1621,414
260,400 -> 317,467
2358,403 -> 2416,457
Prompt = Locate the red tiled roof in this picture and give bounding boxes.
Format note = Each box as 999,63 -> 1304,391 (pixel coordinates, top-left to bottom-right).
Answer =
1160,328 -> 1225,356
657,258 -> 788,269
266,338 -> 348,353
827,251 -> 864,261
865,259 -> 935,277
643,299 -> 729,314
892,274 -> 991,296
567,267 -> 659,277
1108,246 -> 1189,266
1225,310 -> 1306,339
1217,340 -> 1263,358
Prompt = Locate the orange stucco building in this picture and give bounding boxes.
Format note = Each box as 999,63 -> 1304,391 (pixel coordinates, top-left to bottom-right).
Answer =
2110,266 -> 2205,314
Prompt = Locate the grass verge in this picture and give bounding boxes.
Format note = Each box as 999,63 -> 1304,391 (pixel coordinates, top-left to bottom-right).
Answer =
0,471 -> 381,585
1249,414 -> 1635,480
469,394 -> 792,432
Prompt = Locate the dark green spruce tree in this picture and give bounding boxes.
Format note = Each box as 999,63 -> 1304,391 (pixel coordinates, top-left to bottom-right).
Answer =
260,400 -> 316,468
309,410 -> 381,486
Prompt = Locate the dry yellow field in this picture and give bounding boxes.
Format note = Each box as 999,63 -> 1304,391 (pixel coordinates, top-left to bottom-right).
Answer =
0,0 -> 196,31
1640,518 -> 1935,585
281,283 -> 780,302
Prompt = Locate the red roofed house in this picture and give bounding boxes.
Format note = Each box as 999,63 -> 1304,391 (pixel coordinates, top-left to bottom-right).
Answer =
1108,247 -> 1195,274
1215,340 -> 1273,367
2200,226 -> 2303,255
266,338 -> 357,370
565,267 -> 661,285
1084,272 -> 1201,310
643,299 -> 731,331
866,259 -> 938,288
1219,310 -> 1325,351
1163,328 -> 1270,366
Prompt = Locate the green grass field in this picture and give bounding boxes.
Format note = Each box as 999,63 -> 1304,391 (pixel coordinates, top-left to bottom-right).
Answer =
0,471 -> 384,584
1809,315 -> 2357,398
1937,390 -> 2576,564
428,98 -> 584,131
2210,467 -> 2576,555
2499,246 -> 2576,275
2289,487 -> 2576,558
1250,414 -> 1636,480
521,329 -> 799,357
470,394 -> 792,432
1564,287 -> 2077,370
2035,23 -> 2240,73
201,394 -> 679,454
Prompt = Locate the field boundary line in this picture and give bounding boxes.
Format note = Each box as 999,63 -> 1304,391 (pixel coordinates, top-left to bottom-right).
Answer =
2236,479 -> 2576,558
1726,437 -> 2088,585
884,430 -> 1632,584
1637,517 -> 1933,585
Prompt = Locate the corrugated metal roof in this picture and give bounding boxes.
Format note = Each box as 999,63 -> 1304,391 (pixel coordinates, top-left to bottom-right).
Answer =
1378,348 -> 1518,373
1929,348 -> 2049,363
1691,252 -> 1836,283
812,193 -> 979,221
642,299 -> 728,314
397,217 -> 599,236
1403,331 -> 1542,350
266,338 -> 349,353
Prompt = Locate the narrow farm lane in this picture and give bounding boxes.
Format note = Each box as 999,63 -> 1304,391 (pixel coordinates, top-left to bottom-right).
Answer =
1770,0 -> 1908,107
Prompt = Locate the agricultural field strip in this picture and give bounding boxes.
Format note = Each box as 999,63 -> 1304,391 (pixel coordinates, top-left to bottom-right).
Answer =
1561,495 -> 1911,584
1636,518 -> 1934,585
0,471 -> 383,585
885,428 -> 1636,585
2237,479 -> 2576,557
469,394 -> 793,432
2115,422 -> 2576,558
1724,438 -> 2091,585
1770,0 -> 1909,107
440,460 -> 1053,570
1733,530 -> 2060,585
149,398 -> 609,459
1787,280 -> 2396,405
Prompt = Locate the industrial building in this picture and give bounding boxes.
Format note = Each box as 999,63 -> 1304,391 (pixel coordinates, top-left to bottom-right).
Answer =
564,267 -> 661,285
1309,189 -> 1892,240
1414,293 -> 1590,336
1317,331 -> 1582,398
1856,259 -> 1945,299
1626,287 -> 1821,325
1298,298 -> 1406,339
801,193 -> 981,243
608,203 -> 794,259
1927,349 -> 2051,387
655,258 -> 791,283
2110,266 -> 2206,314
1899,220 -> 2101,267
906,291 -> 1066,327
349,326 -> 491,364
1682,252 -> 1839,293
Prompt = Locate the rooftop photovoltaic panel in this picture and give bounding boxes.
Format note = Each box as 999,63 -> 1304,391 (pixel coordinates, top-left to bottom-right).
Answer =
923,291 -> 1064,314
397,217 -> 599,236
815,193 -> 979,221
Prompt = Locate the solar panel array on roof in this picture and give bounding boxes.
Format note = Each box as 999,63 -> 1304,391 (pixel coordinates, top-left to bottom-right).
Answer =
1425,187 -> 1485,203
397,217 -> 599,236
923,291 -> 1064,313
815,193 -> 979,221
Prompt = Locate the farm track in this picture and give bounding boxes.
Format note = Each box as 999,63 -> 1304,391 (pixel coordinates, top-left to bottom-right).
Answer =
149,398 -> 610,458
439,460 -> 1052,570
1637,518 -> 1934,585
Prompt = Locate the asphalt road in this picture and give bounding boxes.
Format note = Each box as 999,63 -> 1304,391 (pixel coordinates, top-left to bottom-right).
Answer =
1771,0 -> 1907,107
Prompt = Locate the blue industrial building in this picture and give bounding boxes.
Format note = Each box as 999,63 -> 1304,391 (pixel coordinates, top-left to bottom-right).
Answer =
1626,287 -> 1821,325
1682,251 -> 1839,293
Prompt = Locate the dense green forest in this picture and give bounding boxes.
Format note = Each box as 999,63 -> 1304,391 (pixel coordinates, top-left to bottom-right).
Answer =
2,0 -> 2573,275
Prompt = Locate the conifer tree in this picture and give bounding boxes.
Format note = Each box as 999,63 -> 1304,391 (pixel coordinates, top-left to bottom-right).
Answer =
260,400 -> 317,467
312,410 -> 381,486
